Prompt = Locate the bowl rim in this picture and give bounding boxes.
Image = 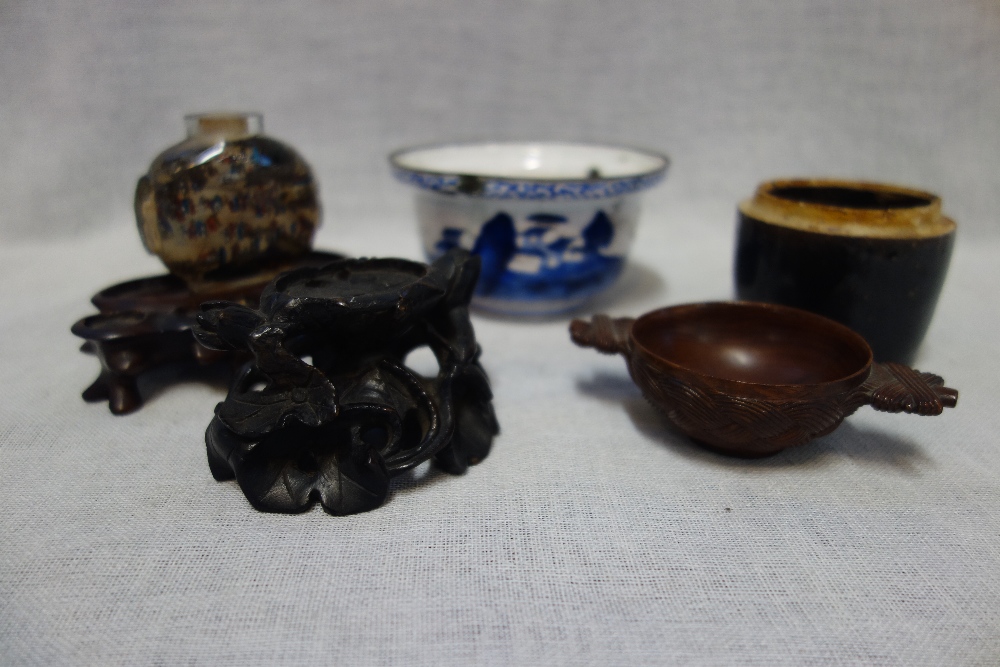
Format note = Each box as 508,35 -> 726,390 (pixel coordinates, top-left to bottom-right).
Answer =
630,301 -> 874,398
388,140 -> 669,199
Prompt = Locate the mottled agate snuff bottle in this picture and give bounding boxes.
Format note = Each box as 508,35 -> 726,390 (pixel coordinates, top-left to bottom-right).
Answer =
134,113 -> 320,287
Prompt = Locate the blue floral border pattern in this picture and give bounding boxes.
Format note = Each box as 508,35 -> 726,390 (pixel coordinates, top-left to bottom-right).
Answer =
393,168 -> 665,200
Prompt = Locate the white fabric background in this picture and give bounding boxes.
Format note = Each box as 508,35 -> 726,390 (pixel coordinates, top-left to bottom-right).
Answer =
1,1 -> 999,665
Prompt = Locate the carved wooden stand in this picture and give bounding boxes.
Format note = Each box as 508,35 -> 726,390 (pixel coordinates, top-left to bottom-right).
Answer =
193,249 -> 499,515
73,251 -> 343,415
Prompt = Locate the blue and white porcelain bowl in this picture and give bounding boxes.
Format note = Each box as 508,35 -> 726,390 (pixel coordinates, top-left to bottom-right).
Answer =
390,141 -> 669,315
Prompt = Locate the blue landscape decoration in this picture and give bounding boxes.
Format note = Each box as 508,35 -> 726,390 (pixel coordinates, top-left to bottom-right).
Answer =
434,210 -> 623,301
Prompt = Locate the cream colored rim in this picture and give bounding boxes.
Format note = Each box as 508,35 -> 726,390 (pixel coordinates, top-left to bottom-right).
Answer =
739,179 -> 956,239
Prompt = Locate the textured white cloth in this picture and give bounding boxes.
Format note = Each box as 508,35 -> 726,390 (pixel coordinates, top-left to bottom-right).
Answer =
1,1 -> 999,665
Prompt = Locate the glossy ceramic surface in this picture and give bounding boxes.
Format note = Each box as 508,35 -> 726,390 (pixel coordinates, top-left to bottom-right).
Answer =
391,142 -> 668,315
735,179 -> 956,363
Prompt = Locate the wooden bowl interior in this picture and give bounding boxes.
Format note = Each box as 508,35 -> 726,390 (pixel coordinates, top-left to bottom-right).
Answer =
632,304 -> 872,386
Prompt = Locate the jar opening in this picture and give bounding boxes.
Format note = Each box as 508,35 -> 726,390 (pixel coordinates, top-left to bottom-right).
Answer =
769,185 -> 933,210
740,179 -> 953,239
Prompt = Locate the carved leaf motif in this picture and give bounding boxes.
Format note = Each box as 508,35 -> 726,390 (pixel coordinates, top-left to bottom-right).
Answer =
316,446 -> 391,516
201,249 -> 498,515
863,362 -> 955,415
569,315 -> 634,355
194,302 -> 265,350
216,417 -> 393,515
434,362 -> 499,474
218,369 -> 338,438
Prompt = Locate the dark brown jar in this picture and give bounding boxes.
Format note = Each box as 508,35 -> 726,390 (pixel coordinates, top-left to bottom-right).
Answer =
734,179 -> 955,364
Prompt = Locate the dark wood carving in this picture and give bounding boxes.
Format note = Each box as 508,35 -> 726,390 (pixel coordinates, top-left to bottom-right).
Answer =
862,362 -> 958,415
72,251 -> 343,414
193,249 -> 499,515
570,303 -> 957,458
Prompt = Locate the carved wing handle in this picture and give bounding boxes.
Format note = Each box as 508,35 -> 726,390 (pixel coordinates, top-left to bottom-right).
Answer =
569,315 -> 636,356
862,362 -> 958,415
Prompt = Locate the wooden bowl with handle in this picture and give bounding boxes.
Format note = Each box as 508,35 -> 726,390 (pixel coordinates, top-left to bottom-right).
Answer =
570,301 -> 957,457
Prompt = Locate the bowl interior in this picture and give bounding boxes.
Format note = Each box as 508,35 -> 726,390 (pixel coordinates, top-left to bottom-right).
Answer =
632,303 -> 872,386
392,142 -> 667,181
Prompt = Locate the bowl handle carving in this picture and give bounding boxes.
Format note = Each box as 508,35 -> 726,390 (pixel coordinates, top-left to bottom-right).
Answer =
861,362 -> 958,415
570,315 -> 636,356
